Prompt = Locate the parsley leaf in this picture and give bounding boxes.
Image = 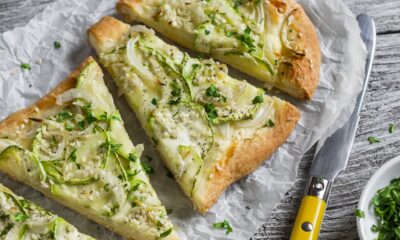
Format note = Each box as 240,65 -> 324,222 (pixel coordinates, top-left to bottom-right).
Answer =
213,219 -> 233,234
54,41 -> 61,49
264,119 -> 275,127
368,136 -> 380,144
141,161 -> 154,174
20,63 -> 31,70
252,95 -> 264,104
237,27 -> 255,51
355,209 -> 365,218
204,103 -> 218,120
151,98 -> 158,106
13,212 -> 28,222
389,123 -> 396,133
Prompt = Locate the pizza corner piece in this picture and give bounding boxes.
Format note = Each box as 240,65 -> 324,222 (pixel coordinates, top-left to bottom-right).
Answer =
116,0 -> 321,100
0,57 -> 178,240
0,183 -> 95,239
88,17 -> 300,213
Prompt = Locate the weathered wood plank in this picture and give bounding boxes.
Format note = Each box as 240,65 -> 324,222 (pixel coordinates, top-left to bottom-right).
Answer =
252,32 -> 400,239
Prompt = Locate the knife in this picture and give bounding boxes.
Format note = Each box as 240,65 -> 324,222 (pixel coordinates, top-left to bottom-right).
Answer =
290,14 -> 376,240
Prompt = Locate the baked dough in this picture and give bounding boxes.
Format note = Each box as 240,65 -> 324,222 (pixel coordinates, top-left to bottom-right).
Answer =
88,17 -> 300,212
0,57 -> 178,240
116,0 -> 321,100
0,183 -> 94,239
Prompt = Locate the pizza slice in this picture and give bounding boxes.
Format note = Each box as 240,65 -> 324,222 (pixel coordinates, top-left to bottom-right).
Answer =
88,17 -> 300,212
116,0 -> 321,100
0,183 -> 94,239
0,57 -> 178,240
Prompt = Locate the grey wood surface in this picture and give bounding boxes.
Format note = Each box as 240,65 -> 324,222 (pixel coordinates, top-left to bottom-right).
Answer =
1,0 -> 400,239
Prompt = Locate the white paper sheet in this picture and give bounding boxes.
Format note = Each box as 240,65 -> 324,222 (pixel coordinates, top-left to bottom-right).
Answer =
0,0 -> 366,239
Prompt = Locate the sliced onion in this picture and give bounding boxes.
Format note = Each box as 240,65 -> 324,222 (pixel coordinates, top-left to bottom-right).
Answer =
234,100 -> 274,128
218,123 -> 232,140
280,9 -> 306,57
127,37 -> 154,81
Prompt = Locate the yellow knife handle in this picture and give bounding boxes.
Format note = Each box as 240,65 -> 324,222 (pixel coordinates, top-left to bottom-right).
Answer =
290,196 -> 326,240
290,176 -> 332,240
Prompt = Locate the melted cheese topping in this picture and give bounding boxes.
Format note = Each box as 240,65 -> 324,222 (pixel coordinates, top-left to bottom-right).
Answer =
98,26 -> 277,199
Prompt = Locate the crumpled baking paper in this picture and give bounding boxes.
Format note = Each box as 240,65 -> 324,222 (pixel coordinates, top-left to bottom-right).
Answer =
0,0 -> 366,239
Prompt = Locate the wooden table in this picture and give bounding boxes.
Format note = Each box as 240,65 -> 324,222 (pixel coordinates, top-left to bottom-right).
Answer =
1,0 -> 399,239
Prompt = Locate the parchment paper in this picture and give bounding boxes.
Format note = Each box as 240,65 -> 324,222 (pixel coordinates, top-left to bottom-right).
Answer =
0,0 -> 366,239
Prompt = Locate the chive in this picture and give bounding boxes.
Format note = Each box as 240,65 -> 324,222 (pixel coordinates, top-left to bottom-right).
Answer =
20,63 -> 31,70
355,209 -> 365,218
368,136 -> 380,144
252,95 -> 264,104
213,219 -> 233,234
205,29 -> 211,35
53,41 -> 61,49
204,103 -> 218,120
128,153 -> 138,162
389,123 -> 396,133
205,84 -> 220,98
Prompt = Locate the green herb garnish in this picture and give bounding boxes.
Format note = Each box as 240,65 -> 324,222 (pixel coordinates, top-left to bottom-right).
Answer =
20,63 -> 31,70
213,219 -> 233,234
252,95 -> 264,104
205,29 -> 211,35
204,103 -> 218,120
370,177 -> 400,239
264,119 -> 275,127
206,84 -> 220,97
368,136 -> 380,144
237,27 -> 255,51
160,228 -> 172,238
54,41 -> 61,49
355,209 -> 365,218
13,212 -> 28,222
151,98 -> 158,106
389,123 -> 396,133
141,162 -> 154,174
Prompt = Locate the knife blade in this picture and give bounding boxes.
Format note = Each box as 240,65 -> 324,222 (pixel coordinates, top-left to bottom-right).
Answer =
290,14 -> 376,240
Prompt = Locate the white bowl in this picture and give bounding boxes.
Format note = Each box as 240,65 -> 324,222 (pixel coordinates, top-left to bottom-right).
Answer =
357,156 -> 400,239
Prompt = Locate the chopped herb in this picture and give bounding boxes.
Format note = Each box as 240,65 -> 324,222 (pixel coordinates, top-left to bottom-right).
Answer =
151,98 -> 158,106
264,119 -> 275,127
370,177 -> 400,239
252,95 -> 264,104
205,29 -> 211,35
166,208 -> 173,214
213,219 -> 233,234
204,103 -> 218,120
237,27 -> 255,51
56,110 -> 73,122
355,209 -> 365,218
233,0 -> 242,9
68,149 -> 80,169
20,63 -> 31,70
129,153 -> 138,162
99,112 -> 108,121
53,41 -> 61,49
160,228 -> 172,238
65,123 -> 74,131
226,31 -> 234,37
111,115 -> 121,121
103,183 -> 110,192
389,123 -> 396,133
141,162 -> 154,174
77,120 -> 86,130
13,212 -> 28,222
157,220 -> 163,228
127,169 -> 141,179
206,84 -> 220,97
368,136 -> 380,144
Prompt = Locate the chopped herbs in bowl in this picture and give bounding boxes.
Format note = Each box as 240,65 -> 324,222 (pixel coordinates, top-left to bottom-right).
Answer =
357,157 -> 400,240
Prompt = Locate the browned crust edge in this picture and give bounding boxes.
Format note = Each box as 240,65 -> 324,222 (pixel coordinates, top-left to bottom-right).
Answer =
196,101 -> 300,212
280,0 -> 321,100
116,0 -> 321,100
0,57 -> 94,137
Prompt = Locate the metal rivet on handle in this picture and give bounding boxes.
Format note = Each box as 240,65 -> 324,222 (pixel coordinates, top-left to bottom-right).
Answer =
301,222 -> 313,232
314,182 -> 324,191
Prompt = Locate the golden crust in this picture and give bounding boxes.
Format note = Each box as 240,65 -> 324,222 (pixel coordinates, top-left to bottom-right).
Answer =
278,0 -> 321,100
0,57 -> 94,137
116,0 -> 321,100
88,17 -> 300,212
195,100 -> 300,212
87,16 -> 131,53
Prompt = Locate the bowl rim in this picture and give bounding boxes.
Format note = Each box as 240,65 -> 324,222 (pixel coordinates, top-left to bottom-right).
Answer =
357,156 -> 400,239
